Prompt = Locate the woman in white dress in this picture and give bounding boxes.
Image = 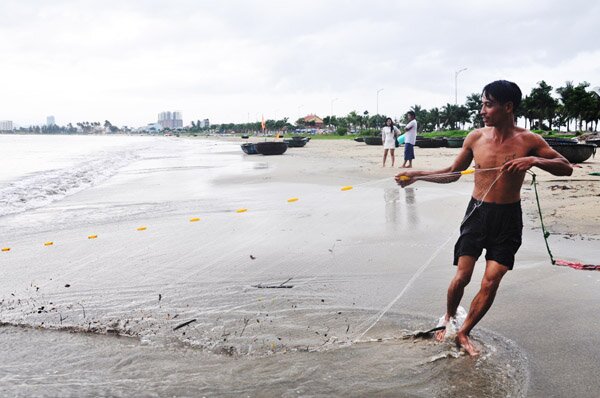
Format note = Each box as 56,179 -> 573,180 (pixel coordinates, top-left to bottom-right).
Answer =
381,117 -> 400,167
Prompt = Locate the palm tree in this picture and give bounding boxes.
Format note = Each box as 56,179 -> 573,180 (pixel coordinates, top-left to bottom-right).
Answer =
346,111 -> 361,131
409,105 -> 424,120
527,81 -> 557,130
441,103 -> 461,130
428,107 -> 441,131
362,110 -> 369,129
465,93 -> 483,128
556,81 -> 575,131
456,106 -> 470,130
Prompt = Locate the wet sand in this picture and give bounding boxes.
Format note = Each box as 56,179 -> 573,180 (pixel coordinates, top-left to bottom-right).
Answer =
215,137 -> 600,397
1,137 -> 598,397
234,137 -> 600,236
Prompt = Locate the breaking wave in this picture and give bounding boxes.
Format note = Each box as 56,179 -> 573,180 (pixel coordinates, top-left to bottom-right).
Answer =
0,149 -> 140,217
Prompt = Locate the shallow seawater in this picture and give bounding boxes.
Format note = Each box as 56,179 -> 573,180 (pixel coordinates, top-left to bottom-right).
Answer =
0,136 -> 529,396
0,311 -> 528,397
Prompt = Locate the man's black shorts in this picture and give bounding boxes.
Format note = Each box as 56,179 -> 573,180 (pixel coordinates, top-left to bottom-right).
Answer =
453,198 -> 523,270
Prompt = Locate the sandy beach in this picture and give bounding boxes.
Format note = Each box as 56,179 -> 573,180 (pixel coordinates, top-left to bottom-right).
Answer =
213,136 -> 600,396
234,136 -> 600,236
1,135 -> 598,397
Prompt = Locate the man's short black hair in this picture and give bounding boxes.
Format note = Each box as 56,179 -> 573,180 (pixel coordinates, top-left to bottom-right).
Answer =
482,80 -> 522,111
407,111 -> 415,118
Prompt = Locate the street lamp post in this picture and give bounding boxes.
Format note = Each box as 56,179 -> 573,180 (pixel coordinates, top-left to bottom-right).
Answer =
330,98 -> 339,116
454,68 -> 467,104
376,88 -> 384,115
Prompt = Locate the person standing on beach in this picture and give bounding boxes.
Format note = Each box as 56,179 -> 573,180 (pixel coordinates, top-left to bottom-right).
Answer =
382,117 -> 401,167
402,111 -> 418,168
395,80 -> 572,356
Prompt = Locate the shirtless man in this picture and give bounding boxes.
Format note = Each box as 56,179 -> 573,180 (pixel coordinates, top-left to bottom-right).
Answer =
395,80 -> 573,356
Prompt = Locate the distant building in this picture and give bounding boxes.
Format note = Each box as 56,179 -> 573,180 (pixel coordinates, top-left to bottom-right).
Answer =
138,123 -> 163,133
200,118 -> 210,128
46,115 -> 55,126
158,111 -> 183,129
0,120 -> 14,131
302,114 -> 324,128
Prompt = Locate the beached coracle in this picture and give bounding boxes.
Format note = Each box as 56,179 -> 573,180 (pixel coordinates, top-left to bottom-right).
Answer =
255,141 -> 288,155
364,136 -> 383,145
241,143 -> 259,154
446,137 -> 465,148
549,143 -> 596,163
292,136 -> 310,142
585,138 -> 600,147
283,138 -> 309,148
544,137 -> 577,145
415,137 -> 447,148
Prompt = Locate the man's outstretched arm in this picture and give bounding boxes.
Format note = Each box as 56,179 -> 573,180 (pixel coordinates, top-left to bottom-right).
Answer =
395,132 -> 477,187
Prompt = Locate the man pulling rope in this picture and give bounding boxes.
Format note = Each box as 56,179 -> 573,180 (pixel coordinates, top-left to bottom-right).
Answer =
395,80 -> 573,356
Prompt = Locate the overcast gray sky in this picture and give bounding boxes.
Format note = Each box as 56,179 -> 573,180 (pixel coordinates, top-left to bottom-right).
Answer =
2,0 -> 599,127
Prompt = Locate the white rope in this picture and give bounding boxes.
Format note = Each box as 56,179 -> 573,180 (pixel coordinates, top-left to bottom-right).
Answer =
354,233 -> 455,341
353,167 -> 506,340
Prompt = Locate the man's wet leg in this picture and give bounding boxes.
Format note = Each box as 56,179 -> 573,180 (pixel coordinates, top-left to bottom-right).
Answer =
456,260 -> 508,356
436,256 -> 476,341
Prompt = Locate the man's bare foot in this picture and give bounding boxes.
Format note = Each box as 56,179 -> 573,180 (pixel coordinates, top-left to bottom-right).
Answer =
435,318 -> 449,342
456,332 -> 479,356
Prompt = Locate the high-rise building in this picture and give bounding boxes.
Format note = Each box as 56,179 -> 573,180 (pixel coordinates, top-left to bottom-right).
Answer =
46,116 -> 55,126
158,111 -> 183,129
0,120 -> 13,131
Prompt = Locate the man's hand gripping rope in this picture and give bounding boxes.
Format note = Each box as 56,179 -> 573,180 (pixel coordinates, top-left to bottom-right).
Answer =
395,168 -> 477,188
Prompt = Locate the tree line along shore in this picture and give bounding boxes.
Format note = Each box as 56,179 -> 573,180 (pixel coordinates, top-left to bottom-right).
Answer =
2,81 -> 598,139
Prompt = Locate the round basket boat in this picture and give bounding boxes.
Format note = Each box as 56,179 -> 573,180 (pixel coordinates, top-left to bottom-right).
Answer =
550,143 -> 596,163
354,137 -> 364,143
446,137 -> 465,148
240,143 -> 258,154
544,137 -> 577,145
415,137 -> 446,148
283,138 -> 307,148
364,136 -> 383,145
585,138 -> 600,147
255,141 -> 288,155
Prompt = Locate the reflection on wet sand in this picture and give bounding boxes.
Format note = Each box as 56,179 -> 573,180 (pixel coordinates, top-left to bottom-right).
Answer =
405,187 -> 419,226
384,187 -> 420,228
384,187 -> 400,226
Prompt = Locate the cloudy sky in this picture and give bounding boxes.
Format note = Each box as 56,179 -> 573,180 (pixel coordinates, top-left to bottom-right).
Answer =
2,0 -> 599,127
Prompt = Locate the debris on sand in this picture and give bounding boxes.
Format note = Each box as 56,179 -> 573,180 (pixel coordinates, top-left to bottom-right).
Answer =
252,278 -> 293,289
173,319 -> 197,331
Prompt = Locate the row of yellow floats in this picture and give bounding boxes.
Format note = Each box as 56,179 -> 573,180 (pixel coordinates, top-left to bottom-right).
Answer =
0,185 -> 356,252
0,170 -> 477,252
